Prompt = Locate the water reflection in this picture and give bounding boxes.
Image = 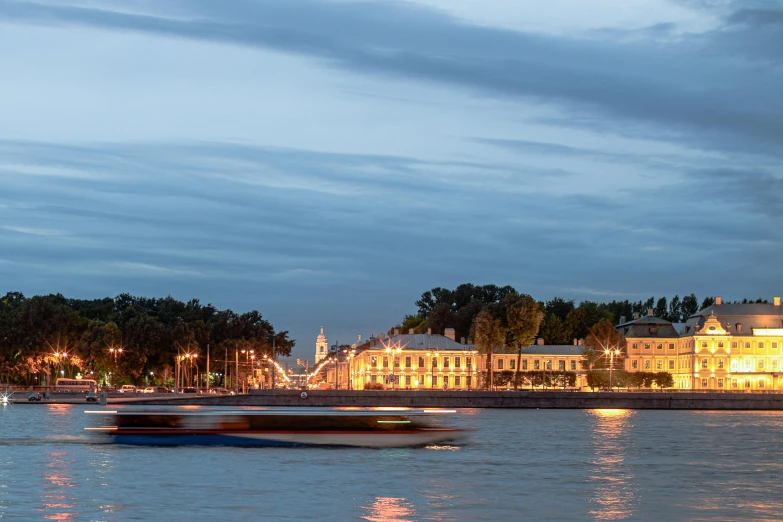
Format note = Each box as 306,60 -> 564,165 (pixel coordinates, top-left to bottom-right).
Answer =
361,496 -> 417,522
40,450 -> 78,521
587,409 -> 637,521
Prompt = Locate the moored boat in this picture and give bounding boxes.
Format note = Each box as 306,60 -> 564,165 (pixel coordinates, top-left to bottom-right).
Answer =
85,407 -> 465,447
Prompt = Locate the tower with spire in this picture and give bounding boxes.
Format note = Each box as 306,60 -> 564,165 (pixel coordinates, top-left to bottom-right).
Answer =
315,326 -> 328,364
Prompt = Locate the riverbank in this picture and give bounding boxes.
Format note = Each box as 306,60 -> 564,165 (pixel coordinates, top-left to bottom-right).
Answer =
119,389 -> 783,410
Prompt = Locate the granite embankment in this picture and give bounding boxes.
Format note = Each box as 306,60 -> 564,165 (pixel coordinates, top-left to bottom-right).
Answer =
128,390 -> 783,410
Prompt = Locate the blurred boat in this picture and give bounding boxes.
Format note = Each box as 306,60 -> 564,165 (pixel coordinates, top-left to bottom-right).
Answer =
85,407 -> 465,447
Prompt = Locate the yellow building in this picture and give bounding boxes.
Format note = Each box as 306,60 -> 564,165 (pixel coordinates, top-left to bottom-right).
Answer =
478,339 -> 587,389
316,328 -> 478,390
621,296 -> 783,391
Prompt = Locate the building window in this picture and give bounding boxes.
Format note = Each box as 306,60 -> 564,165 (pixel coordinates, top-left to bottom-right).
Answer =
701,359 -> 708,369
718,359 -> 724,369
394,357 -> 400,367
759,360 -> 764,370
759,379 -> 765,389
510,359 -> 516,370
558,360 -> 565,371
669,343 -> 675,350
383,357 -> 388,368
644,360 -> 651,370
455,376 -> 461,387
632,360 -> 638,370
745,342 -> 751,349
371,357 -> 377,368
701,342 -> 708,348
466,357 -> 472,369
570,360 -> 577,371
758,342 -> 765,349
534,360 -> 540,370
522,360 -> 528,370
466,376 -> 472,388
405,375 -> 411,386
455,356 -> 461,368
443,357 -> 449,368
718,378 -> 724,388
644,343 -> 651,350
732,379 -> 738,389
405,356 -> 411,368
736,323 -> 743,333
633,343 -> 638,349
657,360 -> 663,370
669,360 -> 675,370
732,342 -> 738,349
546,360 -> 552,370
657,343 -> 663,350
649,327 -> 658,335
432,376 -> 437,387
773,343 -> 778,350
371,375 -> 377,383
745,379 -> 751,389
418,357 -> 425,368
497,359 -> 504,370
701,379 -> 708,388
443,376 -> 448,388
432,358 -> 437,368
418,374 -> 424,385
745,359 -> 751,370
773,360 -> 778,370
718,342 -> 724,348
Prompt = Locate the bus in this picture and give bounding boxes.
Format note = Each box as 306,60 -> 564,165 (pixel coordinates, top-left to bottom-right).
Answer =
55,378 -> 97,392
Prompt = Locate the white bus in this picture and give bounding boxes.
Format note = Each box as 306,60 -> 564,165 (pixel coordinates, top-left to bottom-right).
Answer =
55,378 -> 97,392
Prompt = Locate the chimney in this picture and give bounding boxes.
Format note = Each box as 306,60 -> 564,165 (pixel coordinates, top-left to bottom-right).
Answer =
460,337 -> 466,344
537,338 -> 545,346
619,316 -> 626,325
427,328 -> 432,335
578,338 -> 585,345
444,328 -> 456,341
774,296 -> 781,306
408,328 -> 414,334
393,329 -> 400,336
633,312 -> 640,319
715,296 -> 722,306
573,338 -> 578,346
647,308 -> 654,317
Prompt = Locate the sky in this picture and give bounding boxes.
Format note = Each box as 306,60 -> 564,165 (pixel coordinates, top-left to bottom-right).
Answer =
1,0 -> 782,361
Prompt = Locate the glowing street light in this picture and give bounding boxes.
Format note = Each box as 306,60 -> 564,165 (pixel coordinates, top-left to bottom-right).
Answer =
605,348 -> 621,390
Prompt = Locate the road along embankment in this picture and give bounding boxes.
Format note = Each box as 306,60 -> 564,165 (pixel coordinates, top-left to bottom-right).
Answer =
128,390 -> 783,410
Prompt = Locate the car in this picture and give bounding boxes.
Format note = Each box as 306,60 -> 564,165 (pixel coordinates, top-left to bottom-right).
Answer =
86,391 -> 99,402
180,387 -> 197,394
208,388 -> 235,395
143,387 -> 155,394
28,392 -> 41,402
119,385 -> 137,394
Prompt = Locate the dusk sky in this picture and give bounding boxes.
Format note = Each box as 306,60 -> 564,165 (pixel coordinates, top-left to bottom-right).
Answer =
1,0 -> 781,361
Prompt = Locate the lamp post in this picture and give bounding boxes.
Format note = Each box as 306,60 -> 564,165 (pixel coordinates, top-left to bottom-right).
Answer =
348,351 -> 355,390
605,348 -> 621,390
426,351 -> 439,389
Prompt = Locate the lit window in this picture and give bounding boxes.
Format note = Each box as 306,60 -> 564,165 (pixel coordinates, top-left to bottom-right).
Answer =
570,360 -> 576,371
455,357 -> 461,368
371,375 -> 377,383
773,343 -> 778,350
745,380 -> 751,389
701,379 -> 708,388
534,360 -> 540,370
644,360 -> 651,370
758,342 -> 765,349
466,357 -> 472,368
718,359 -> 724,369
405,375 -> 411,386
645,343 -> 651,350
371,357 -> 377,368
702,342 -> 708,348
443,376 -> 448,388
546,360 -> 552,370
405,356 -> 411,368
701,359 -> 708,369
432,358 -> 437,368
383,357 -> 389,368
718,342 -> 724,348
558,360 -> 565,371
633,343 -> 638,349
745,359 -> 751,370
657,360 -> 663,370
745,342 -> 751,349
432,376 -> 437,387
657,343 -> 663,350
497,359 -> 504,370
632,360 -> 638,369
455,376 -> 461,387
510,359 -> 516,370
718,378 -> 724,388
444,357 -> 450,368
731,342 -> 738,349
394,357 -> 400,367
669,360 -> 675,370
732,379 -> 738,388
522,360 -> 528,370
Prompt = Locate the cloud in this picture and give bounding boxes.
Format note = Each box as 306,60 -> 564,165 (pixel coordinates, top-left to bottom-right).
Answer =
2,0 -> 782,158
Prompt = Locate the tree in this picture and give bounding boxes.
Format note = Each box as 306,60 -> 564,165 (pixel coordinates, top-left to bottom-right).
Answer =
538,314 -> 568,345
545,297 -> 574,321
681,294 -> 699,319
669,295 -> 682,323
505,294 -> 544,388
470,310 -> 506,390
583,319 -> 627,389
655,297 -> 668,320
700,296 -> 716,310
655,372 -> 674,389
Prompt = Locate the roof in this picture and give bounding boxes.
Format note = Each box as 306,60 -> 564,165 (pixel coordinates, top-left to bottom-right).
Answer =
519,345 -> 585,356
683,302 -> 783,335
361,333 -> 475,352
617,315 -> 673,327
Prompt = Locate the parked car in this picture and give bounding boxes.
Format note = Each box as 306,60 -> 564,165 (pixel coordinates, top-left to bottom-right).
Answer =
86,391 -> 99,402
142,387 -> 155,394
119,385 -> 137,394
28,392 -> 41,402
180,387 -> 197,394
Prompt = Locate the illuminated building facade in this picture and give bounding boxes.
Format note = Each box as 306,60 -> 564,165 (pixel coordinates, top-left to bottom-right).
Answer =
621,297 -> 783,391
314,326 -> 328,364
477,340 -> 587,389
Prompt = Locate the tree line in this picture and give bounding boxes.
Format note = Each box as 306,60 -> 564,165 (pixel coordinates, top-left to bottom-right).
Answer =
0,291 -> 294,387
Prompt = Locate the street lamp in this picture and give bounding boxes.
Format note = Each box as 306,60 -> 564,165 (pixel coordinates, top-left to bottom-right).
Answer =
426,351 -> 439,389
604,348 -> 621,390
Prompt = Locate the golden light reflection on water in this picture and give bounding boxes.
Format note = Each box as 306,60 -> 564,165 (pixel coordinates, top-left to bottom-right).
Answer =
361,496 -> 417,522
41,451 -> 78,521
587,409 -> 637,521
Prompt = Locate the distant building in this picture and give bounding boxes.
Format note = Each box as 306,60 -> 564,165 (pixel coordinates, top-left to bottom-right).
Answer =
314,326 -> 328,365
621,296 -> 783,391
478,339 -> 587,389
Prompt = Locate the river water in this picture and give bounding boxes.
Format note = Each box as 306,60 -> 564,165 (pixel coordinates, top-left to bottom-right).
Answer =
1,404 -> 782,521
